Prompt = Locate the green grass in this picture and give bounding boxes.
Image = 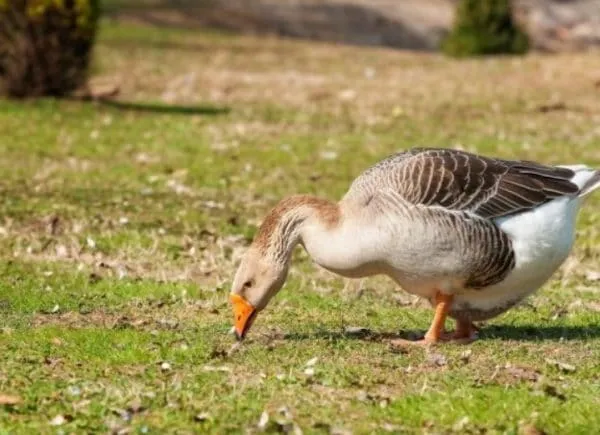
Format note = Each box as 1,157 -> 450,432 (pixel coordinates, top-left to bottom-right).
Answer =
1,19 -> 600,434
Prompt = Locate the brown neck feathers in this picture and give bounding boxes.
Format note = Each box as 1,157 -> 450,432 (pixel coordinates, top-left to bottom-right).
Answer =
252,195 -> 341,260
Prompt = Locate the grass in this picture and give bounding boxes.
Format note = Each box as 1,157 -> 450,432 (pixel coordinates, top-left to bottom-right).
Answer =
1,18 -> 600,434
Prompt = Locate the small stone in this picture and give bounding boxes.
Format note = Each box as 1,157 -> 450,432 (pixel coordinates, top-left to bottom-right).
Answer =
50,415 -> 66,426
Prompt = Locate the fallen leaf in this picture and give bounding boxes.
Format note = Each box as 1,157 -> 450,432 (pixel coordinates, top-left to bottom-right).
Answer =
257,410 -> 269,430
202,365 -> 231,372
330,426 -> 352,435
127,398 -> 144,413
313,422 -> 331,430
112,408 -> 132,422
585,270 -> 600,281
388,340 -> 409,354
391,293 -> 413,306
545,358 -> 576,373
44,356 -> 61,367
504,364 -> 539,382
426,351 -> 447,367
520,423 -> 547,435
55,244 -> 68,257
305,357 -> 318,367
50,414 -> 72,426
381,423 -> 400,432
0,394 -> 21,405
460,349 -> 472,363
338,89 -> 356,101
194,413 -> 210,422
585,302 -> 600,312
356,390 -> 368,402
320,150 -> 338,161
453,416 -> 470,431
537,102 -> 566,113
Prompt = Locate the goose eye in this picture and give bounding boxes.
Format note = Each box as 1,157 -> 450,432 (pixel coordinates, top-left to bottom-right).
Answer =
243,280 -> 253,289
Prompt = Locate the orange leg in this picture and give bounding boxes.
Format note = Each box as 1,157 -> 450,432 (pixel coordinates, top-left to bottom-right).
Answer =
423,292 -> 452,344
389,292 -> 453,347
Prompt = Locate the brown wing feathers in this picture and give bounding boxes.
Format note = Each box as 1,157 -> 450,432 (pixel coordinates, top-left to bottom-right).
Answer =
476,159 -> 578,218
362,148 -> 579,219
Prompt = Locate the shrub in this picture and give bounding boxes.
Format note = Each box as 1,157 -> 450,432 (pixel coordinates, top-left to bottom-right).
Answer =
0,0 -> 100,97
442,0 -> 529,57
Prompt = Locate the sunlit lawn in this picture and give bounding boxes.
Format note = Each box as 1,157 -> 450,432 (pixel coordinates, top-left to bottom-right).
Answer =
1,18 -> 600,434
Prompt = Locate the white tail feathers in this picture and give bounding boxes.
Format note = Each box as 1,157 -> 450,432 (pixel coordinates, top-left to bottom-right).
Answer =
579,170 -> 600,197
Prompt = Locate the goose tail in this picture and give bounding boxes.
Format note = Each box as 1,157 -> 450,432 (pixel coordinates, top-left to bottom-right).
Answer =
579,169 -> 600,197
558,165 -> 600,198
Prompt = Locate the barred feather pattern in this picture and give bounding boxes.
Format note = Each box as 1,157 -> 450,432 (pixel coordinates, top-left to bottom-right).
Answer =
344,147 -> 581,290
348,147 -> 579,219
372,192 -> 515,289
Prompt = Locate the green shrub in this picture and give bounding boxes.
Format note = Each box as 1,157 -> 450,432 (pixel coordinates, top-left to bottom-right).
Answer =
442,0 -> 529,57
0,0 -> 100,97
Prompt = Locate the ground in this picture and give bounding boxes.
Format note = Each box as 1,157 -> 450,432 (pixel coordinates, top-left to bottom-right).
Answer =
1,21 -> 600,434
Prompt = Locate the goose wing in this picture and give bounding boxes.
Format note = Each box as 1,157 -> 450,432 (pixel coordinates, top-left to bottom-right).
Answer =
349,147 -> 579,219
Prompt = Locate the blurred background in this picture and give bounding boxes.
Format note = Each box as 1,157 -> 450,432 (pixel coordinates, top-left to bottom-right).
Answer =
2,0 -> 600,101
103,0 -> 600,52
1,2 -> 600,432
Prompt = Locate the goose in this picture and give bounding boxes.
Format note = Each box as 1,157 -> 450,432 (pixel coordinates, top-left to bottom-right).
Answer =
229,147 -> 600,344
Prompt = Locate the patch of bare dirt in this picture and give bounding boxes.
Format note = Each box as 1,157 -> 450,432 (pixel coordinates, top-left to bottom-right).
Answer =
32,299 -> 222,330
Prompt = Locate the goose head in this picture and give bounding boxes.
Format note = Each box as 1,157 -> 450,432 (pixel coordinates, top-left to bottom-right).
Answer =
228,194 -> 340,340
229,247 -> 288,340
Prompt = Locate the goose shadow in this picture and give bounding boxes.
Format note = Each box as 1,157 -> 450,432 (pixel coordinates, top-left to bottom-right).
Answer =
281,324 -> 600,342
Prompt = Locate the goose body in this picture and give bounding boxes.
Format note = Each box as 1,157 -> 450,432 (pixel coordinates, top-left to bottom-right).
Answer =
303,163 -> 597,322
230,148 -> 600,343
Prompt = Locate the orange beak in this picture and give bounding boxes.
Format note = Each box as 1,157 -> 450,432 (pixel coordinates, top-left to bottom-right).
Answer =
229,294 -> 257,341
